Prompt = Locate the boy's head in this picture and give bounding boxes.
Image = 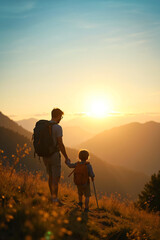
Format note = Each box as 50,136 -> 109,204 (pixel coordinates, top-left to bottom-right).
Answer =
79,149 -> 89,162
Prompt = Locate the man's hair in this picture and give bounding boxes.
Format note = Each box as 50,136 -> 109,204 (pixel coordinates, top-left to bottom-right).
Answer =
51,108 -> 64,118
79,149 -> 89,161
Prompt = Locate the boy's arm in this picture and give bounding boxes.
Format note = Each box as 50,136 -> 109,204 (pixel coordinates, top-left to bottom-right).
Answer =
65,159 -> 77,168
87,164 -> 95,181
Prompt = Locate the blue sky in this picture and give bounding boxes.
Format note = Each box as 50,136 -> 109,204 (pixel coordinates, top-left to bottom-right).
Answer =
0,0 -> 160,120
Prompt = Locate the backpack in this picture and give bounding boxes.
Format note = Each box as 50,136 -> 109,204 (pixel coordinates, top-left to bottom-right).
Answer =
74,162 -> 89,185
33,120 -> 58,157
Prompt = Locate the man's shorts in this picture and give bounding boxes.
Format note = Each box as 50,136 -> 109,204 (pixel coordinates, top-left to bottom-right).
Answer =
77,183 -> 91,197
43,152 -> 61,179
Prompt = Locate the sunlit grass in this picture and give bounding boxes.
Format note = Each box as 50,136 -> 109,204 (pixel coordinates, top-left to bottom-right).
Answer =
0,145 -> 160,240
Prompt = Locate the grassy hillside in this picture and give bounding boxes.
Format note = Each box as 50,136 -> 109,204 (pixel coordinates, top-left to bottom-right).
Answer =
0,163 -> 160,240
79,122 -> 160,175
0,127 -> 149,199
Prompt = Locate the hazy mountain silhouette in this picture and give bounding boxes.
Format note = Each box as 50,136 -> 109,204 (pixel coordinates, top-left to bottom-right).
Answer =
0,125 -> 149,199
0,112 -> 32,139
63,126 -> 94,147
17,118 -> 38,132
79,122 -> 160,175
16,118 -> 94,147
61,114 -> 160,134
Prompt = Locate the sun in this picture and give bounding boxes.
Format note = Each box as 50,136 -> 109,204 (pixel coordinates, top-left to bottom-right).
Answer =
87,97 -> 112,118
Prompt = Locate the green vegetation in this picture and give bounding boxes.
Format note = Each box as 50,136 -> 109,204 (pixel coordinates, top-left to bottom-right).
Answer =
0,146 -> 160,240
137,171 -> 160,212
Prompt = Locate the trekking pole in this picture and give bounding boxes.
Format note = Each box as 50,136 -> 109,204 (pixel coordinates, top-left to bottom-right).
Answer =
68,169 -> 75,178
92,180 -> 99,209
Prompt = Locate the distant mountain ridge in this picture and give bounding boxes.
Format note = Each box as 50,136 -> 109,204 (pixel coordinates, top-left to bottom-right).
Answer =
0,112 -> 32,139
79,121 -> 160,175
16,118 -> 94,147
17,118 -> 38,132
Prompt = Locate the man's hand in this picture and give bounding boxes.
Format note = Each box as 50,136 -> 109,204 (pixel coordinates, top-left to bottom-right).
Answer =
91,177 -> 94,182
65,158 -> 71,165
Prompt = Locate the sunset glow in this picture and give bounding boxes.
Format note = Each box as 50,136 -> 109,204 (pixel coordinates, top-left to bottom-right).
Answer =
87,97 -> 112,118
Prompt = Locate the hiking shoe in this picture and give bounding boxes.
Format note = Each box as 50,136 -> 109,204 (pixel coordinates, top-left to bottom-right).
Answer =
84,208 -> 89,213
78,202 -> 83,208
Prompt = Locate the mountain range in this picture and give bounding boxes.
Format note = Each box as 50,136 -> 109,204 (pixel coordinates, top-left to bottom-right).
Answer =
0,112 -> 32,139
16,117 -> 94,147
79,121 -> 160,175
0,111 -> 150,199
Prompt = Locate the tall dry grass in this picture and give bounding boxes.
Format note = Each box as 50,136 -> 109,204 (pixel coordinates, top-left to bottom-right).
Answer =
0,145 -> 160,240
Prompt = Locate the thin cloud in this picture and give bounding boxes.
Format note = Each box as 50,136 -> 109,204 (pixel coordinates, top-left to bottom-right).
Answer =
0,1 -> 36,15
34,113 -> 49,117
66,112 -> 87,117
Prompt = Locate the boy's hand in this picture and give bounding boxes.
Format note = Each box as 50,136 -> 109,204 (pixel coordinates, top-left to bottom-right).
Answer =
65,158 -> 70,164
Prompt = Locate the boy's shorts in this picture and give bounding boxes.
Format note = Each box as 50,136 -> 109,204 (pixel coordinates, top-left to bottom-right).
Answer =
43,152 -> 61,180
77,183 -> 91,197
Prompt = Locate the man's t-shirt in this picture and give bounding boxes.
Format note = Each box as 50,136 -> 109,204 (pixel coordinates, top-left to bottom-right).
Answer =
51,120 -> 63,150
43,121 -> 63,172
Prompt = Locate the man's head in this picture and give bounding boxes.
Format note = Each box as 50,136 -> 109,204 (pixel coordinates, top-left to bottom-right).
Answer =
79,149 -> 89,162
51,108 -> 64,123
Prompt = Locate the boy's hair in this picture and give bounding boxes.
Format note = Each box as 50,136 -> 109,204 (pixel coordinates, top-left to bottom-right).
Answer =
79,149 -> 89,161
51,108 -> 64,118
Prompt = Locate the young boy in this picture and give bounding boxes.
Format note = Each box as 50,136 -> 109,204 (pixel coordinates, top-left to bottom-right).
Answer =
65,149 -> 95,212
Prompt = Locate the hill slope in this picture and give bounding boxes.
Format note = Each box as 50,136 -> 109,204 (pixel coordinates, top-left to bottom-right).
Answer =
79,122 -> 160,175
0,165 -> 160,240
0,126 -> 149,199
0,112 -> 32,139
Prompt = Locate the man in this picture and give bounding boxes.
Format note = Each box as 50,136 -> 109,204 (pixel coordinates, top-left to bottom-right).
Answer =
43,108 -> 70,203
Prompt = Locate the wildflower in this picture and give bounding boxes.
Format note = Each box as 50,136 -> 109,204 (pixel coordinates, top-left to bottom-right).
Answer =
76,217 -> 82,222
25,235 -> 32,240
67,230 -> 72,236
60,228 -> 67,233
6,214 -> 14,222
63,219 -> 69,224
43,212 -> 49,219
52,211 -> 58,217
41,196 -> 46,202
8,203 -> 13,208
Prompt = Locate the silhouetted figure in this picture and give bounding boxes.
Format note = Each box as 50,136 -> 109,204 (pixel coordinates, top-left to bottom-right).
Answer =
66,149 -> 95,212
43,108 -> 70,204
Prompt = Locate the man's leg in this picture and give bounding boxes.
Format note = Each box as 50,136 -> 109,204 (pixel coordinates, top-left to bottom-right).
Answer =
52,176 -> 60,199
79,194 -> 82,203
48,168 -> 60,199
85,197 -> 89,209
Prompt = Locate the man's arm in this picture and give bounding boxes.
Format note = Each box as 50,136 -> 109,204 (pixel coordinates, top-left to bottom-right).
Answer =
57,136 -> 69,161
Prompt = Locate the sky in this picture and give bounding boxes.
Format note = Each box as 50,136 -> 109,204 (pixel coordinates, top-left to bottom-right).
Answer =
0,0 -> 160,122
